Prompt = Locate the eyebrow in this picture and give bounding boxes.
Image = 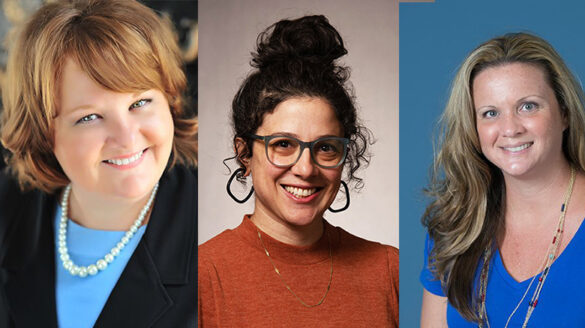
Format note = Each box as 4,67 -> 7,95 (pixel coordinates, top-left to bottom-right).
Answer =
267,132 -> 342,139
475,94 -> 547,112
58,91 -> 149,117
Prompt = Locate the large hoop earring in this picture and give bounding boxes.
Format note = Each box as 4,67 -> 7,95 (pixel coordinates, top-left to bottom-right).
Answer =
328,180 -> 350,213
226,168 -> 254,203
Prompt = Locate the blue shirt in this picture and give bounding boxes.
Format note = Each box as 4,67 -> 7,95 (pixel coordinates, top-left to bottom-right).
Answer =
54,205 -> 147,328
421,220 -> 585,327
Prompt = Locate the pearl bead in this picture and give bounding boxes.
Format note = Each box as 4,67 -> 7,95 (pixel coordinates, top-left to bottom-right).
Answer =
88,265 -> 98,276
105,254 -> 114,263
79,267 -> 88,278
111,247 -> 120,256
97,259 -> 108,270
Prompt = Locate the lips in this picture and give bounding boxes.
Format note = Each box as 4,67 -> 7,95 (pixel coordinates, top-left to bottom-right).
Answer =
104,149 -> 145,166
283,185 -> 318,198
501,142 -> 533,152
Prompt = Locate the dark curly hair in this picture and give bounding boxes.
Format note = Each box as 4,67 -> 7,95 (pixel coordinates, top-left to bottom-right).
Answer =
228,15 -> 372,189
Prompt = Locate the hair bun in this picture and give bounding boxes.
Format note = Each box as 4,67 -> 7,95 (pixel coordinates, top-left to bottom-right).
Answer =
252,15 -> 347,71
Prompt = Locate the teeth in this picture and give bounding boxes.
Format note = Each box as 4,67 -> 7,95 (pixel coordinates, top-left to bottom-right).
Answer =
504,143 -> 531,152
107,150 -> 144,166
284,186 -> 317,198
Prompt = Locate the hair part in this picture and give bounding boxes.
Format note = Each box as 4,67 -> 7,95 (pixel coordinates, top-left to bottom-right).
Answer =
1,0 -> 197,193
423,32 -> 585,321
227,15 -> 372,190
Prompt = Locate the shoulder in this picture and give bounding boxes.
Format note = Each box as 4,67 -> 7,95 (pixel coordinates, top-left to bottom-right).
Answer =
0,169 -> 54,269
152,165 -> 197,216
198,228 -> 241,264
161,164 -> 197,191
333,225 -> 399,272
334,225 -> 395,255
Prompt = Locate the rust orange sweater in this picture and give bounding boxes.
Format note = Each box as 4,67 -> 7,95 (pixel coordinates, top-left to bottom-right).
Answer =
198,217 -> 399,327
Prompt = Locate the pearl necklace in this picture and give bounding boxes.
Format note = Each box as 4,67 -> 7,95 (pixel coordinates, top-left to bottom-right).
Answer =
58,183 -> 159,278
478,166 -> 576,328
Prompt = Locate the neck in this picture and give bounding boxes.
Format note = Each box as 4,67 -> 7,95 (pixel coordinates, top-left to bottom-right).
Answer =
250,207 -> 324,246
66,185 -> 155,230
503,160 -> 573,227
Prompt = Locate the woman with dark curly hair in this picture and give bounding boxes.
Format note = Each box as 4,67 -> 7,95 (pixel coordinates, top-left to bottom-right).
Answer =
421,33 -> 585,327
198,15 -> 398,327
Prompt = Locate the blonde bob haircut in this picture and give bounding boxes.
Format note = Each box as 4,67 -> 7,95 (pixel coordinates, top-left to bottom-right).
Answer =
1,0 -> 197,193
423,32 -> 585,321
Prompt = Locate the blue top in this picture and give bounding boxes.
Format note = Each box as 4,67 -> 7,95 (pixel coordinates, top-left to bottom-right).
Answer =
53,205 -> 147,328
421,220 -> 585,327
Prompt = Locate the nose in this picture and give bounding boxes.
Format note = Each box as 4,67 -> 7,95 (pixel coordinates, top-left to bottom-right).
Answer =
501,112 -> 525,137
290,147 -> 319,178
107,113 -> 137,149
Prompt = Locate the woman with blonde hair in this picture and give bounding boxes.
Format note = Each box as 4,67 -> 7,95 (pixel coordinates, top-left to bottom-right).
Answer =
0,0 -> 197,326
421,32 -> 585,327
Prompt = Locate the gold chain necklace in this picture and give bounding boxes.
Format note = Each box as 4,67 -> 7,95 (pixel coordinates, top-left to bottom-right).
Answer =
478,166 -> 576,328
257,229 -> 333,308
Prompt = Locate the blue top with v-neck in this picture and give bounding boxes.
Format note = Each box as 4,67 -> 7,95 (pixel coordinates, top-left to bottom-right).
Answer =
421,219 -> 585,327
53,204 -> 147,328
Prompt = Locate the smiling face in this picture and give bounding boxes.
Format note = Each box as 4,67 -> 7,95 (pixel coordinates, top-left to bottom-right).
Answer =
246,97 -> 344,229
53,59 -> 174,200
473,62 -> 567,180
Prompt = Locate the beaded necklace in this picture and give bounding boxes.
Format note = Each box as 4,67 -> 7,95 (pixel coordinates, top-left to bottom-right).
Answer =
478,166 -> 576,328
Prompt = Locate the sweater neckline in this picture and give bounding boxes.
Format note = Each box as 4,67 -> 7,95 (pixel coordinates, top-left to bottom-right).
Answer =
235,215 -> 339,265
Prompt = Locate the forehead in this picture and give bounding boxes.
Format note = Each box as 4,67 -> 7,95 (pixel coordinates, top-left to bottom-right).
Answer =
472,62 -> 554,104
257,97 -> 343,137
57,59 -> 109,114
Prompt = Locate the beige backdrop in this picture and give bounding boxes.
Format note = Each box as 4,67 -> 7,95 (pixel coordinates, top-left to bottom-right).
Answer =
198,0 -> 399,247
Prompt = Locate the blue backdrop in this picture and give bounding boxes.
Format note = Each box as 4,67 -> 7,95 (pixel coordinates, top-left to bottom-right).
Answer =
399,0 -> 585,326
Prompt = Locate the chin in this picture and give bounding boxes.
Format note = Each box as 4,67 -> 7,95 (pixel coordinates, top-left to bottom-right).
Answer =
498,162 -> 536,178
282,209 -> 323,227
107,178 -> 158,200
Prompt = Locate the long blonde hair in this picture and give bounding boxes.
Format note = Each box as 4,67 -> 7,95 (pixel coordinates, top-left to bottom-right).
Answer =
423,32 -> 585,321
1,0 -> 197,193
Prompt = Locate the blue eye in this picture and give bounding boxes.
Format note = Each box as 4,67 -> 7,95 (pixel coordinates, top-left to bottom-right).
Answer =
130,99 -> 151,110
482,110 -> 498,118
521,102 -> 537,111
76,113 -> 100,124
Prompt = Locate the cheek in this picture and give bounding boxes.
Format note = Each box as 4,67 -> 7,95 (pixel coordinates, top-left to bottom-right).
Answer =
476,123 -> 495,149
142,109 -> 174,148
250,155 -> 279,180
53,126 -> 102,168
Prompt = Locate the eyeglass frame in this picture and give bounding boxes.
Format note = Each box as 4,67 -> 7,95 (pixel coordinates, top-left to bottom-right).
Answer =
248,134 -> 350,169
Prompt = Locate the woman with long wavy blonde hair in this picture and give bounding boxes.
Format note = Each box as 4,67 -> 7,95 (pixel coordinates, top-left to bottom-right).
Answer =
421,32 -> 585,327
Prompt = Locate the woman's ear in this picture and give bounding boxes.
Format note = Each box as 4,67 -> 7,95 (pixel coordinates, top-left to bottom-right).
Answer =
562,107 -> 569,131
234,137 -> 251,176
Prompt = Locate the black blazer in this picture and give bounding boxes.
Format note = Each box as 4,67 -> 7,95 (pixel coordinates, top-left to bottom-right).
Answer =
0,165 -> 197,327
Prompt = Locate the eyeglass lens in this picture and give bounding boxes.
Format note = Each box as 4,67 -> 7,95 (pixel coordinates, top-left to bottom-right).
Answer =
266,137 -> 345,167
